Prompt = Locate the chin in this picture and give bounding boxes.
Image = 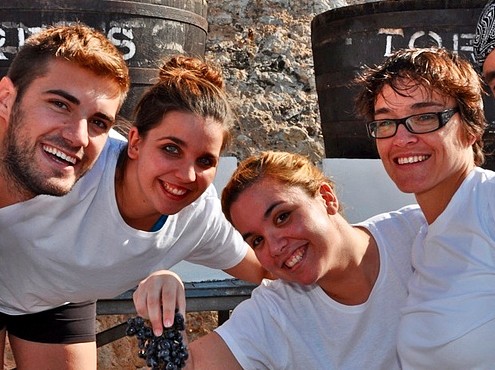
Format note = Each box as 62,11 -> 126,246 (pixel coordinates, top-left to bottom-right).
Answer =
39,179 -> 76,197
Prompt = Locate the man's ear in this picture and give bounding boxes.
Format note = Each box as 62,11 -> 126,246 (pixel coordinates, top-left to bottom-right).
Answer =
0,77 -> 16,126
127,127 -> 141,159
319,182 -> 339,215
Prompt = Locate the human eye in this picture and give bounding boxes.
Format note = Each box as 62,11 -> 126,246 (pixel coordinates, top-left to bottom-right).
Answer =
163,144 -> 180,155
275,211 -> 290,225
197,156 -> 217,169
249,235 -> 264,249
375,120 -> 395,128
90,118 -> 111,132
408,113 -> 438,131
414,113 -> 437,123
49,99 -> 69,111
372,120 -> 396,136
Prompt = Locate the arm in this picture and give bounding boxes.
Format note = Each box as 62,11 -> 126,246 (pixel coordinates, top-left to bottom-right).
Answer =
223,247 -> 273,284
133,270 -> 186,336
185,332 -> 242,370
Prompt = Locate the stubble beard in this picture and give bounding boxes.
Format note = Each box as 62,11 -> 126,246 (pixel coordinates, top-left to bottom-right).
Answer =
1,104 -> 81,199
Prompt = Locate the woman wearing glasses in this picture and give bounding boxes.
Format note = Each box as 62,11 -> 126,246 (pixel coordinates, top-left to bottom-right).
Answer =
356,47 -> 495,369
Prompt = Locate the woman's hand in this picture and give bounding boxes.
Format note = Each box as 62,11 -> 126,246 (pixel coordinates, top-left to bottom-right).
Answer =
133,270 -> 186,336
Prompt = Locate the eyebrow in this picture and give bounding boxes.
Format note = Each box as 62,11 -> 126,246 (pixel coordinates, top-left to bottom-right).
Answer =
157,136 -> 186,146
45,89 -> 116,123
94,112 -> 115,124
241,200 -> 283,240
374,101 -> 446,116
46,89 -> 80,105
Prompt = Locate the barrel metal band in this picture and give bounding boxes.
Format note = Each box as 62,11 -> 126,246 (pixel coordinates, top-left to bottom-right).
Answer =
0,0 -> 208,32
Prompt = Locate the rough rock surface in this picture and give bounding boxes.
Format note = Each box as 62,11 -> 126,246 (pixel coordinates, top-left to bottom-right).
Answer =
204,0 -> 375,163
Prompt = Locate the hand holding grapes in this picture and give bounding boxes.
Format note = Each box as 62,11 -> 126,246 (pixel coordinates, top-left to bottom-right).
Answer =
133,270 -> 186,336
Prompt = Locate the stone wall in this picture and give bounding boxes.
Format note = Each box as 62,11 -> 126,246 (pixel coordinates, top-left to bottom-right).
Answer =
205,0 -> 373,163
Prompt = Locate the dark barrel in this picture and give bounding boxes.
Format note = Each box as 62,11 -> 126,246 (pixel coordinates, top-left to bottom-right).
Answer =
0,0 -> 208,118
311,0 -> 495,170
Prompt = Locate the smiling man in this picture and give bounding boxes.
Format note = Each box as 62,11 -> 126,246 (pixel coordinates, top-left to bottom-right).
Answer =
355,47 -> 495,369
0,24 -> 129,207
0,23 -> 129,369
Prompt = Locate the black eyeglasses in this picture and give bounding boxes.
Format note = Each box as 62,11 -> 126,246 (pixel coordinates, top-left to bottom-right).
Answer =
366,108 -> 459,139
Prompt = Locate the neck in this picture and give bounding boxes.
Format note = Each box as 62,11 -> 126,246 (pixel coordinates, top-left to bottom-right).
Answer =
416,165 -> 473,224
320,226 -> 380,305
114,160 -> 159,231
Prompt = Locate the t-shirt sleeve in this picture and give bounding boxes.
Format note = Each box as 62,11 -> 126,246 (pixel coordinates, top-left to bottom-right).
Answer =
214,282 -> 278,369
182,186 -> 249,270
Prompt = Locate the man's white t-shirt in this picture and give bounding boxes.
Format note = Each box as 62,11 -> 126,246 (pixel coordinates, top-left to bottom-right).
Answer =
0,138 -> 248,314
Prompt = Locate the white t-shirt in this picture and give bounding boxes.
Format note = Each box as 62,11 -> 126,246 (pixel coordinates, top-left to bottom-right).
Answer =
398,167 -> 495,369
0,138 -> 248,314
215,205 -> 425,370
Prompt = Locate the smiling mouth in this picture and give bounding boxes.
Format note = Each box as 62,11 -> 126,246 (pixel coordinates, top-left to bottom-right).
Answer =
285,247 -> 305,268
43,145 -> 77,165
163,182 -> 187,196
396,155 -> 429,165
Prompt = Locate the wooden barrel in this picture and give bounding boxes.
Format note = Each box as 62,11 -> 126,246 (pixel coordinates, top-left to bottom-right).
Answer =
0,0 -> 208,118
311,0 -> 495,170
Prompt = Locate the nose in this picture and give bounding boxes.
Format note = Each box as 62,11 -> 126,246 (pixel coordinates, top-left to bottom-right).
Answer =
392,124 -> 417,147
266,231 -> 288,257
64,118 -> 89,147
176,162 -> 197,183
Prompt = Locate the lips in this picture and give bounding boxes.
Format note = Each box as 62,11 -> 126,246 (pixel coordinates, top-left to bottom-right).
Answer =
396,155 -> 429,165
162,181 -> 187,196
284,246 -> 306,268
42,144 -> 77,165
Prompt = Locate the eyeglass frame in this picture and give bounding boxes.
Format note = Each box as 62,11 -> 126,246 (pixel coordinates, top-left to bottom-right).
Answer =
366,107 -> 459,139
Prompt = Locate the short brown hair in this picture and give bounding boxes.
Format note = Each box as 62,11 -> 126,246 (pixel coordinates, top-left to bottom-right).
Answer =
355,48 -> 487,166
221,151 -> 335,223
8,23 -> 130,108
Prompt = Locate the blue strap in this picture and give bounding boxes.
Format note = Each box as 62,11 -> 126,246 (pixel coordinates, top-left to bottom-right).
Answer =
149,214 -> 168,232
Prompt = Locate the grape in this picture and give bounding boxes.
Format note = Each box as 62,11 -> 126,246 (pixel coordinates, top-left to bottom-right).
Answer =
126,310 -> 189,369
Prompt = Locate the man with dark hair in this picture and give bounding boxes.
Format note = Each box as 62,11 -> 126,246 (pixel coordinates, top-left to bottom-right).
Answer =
0,23 -> 130,207
0,23 -> 129,369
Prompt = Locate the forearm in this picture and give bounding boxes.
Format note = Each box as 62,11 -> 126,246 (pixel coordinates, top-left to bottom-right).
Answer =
185,332 -> 242,370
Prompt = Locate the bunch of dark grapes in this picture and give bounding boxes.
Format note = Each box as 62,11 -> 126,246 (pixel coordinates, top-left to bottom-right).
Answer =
126,311 -> 189,370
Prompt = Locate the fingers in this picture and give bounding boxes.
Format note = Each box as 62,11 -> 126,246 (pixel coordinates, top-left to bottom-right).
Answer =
147,286 -> 166,336
133,270 -> 186,336
163,280 -> 186,328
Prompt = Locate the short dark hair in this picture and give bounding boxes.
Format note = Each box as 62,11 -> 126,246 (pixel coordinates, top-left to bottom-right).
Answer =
355,48 -> 487,166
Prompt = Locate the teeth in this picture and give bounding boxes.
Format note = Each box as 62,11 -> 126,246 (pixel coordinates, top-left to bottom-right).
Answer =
164,182 -> 187,196
397,155 -> 428,165
285,248 -> 304,268
43,145 -> 77,164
